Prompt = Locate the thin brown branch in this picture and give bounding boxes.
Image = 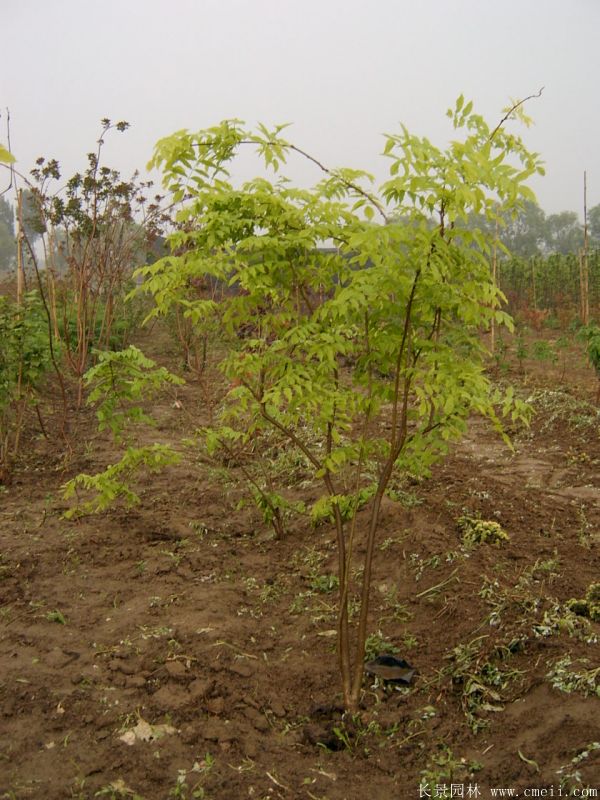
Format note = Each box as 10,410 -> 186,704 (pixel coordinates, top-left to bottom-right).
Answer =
189,136 -> 390,224
22,229 -> 71,444
390,268 -> 421,452
489,87 -> 544,141
286,143 -> 389,224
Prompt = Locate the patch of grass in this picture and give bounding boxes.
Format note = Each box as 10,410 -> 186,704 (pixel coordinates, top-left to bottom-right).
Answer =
168,754 -> 215,799
95,779 -> 145,799
137,625 -> 174,640
566,582 -> 600,622
291,544 -> 328,574
330,713 -> 401,757
546,656 -> 600,697
526,389 -> 599,432
577,506 -> 596,549
309,573 -> 339,594
409,552 -> 442,582
419,745 -> 483,796
557,741 -> 600,794
532,601 -> 596,643
401,632 -> 419,650
444,635 -> 525,732
378,533 -> 408,551
363,630 -> 400,661
258,578 -> 286,603
45,609 -> 67,625
0,554 -> 13,580
385,486 -> 422,508
517,556 -> 561,588
379,586 -> 412,623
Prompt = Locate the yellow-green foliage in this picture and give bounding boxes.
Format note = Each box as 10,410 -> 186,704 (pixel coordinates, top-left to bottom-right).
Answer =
63,444 -> 180,518
566,583 -> 600,623
310,486 -> 375,526
458,515 -> 510,547
0,144 -> 15,164
586,582 -> 600,602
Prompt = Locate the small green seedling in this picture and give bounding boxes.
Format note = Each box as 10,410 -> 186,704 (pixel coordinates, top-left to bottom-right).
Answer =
45,609 -> 67,625
586,326 -> 600,403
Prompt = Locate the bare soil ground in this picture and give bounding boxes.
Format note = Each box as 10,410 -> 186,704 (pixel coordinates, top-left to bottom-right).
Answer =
1,330 -> 599,800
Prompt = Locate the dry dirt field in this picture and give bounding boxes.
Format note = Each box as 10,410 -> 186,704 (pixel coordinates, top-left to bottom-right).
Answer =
0,330 -> 599,800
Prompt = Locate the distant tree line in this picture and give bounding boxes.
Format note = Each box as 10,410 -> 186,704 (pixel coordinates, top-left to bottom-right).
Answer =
0,189 -> 43,272
499,250 -> 600,315
1,191 -> 600,273
0,195 -> 14,269
464,200 -> 599,258
0,186 -> 161,274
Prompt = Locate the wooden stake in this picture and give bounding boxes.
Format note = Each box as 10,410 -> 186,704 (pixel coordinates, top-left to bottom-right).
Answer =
15,189 -> 24,305
580,170 -> 590,325
490,215 -> 499,354
46,227 -> 60,339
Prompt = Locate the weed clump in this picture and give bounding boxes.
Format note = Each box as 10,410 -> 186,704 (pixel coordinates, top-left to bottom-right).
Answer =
458,515 -> 509,548
566,582 -> 600,622
547,655 -> 600,697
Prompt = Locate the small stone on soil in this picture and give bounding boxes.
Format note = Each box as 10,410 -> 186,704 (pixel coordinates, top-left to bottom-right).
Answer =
165,660 -> 187,679
189,678 -> 215,699
205,696 -> 225,715
270,700 -> 286,717
229,662 -> 253,678
151,684 -> 189,710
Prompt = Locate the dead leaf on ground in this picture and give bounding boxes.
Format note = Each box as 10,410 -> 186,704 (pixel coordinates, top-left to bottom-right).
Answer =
118,717 -> 177,746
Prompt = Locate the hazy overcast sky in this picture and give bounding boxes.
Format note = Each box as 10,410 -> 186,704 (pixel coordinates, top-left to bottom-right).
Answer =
2,0 -> 599,216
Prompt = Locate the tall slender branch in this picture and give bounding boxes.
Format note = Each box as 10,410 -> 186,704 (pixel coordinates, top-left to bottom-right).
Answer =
488,87 -> 544,141
189,136 -> 390,224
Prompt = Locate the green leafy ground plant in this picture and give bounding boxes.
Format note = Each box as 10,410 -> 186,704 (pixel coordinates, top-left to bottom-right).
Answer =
0,291 -> 51,480
63,345 -> 182,516
84,345 -> 184,442
458,514 -> 510,548
582,323 -> 600,402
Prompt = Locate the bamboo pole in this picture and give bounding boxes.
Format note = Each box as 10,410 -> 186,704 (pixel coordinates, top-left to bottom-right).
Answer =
15,189 -> 24,305
581,171 -> 590,325
46,227 -> 60,339
490,215 -> 498,354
